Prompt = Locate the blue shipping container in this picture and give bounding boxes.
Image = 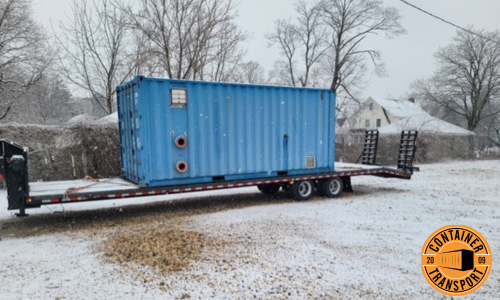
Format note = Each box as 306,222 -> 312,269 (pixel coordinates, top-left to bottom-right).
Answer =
116,76 -> 336,187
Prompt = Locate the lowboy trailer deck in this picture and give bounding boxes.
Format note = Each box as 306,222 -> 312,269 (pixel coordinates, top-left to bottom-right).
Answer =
1,129 -> 418,217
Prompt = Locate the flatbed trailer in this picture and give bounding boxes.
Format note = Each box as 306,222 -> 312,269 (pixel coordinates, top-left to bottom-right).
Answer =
1,129 -> 418,217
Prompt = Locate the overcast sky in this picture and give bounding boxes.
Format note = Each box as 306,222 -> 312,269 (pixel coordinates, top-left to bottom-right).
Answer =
32,0 -> 500,100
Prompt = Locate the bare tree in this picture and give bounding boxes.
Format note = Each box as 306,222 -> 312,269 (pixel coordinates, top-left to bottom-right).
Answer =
414,29 -> 500,132
268,0 -> 403,121
119,0 -> 246,81
267,19 -> 300,86
199,18 -> 246,82
22,74 -> 74,125
479,111 -> 500,147
56,0 -> 135,115
492,116 -> 500,145
268,0 -> 404,94
231,61 -> 267,84
320,0 -> 405,94
267,1 -> 329,87
324,49 -> 368,118
127,29 -> 163,78
0,0 -> 48,120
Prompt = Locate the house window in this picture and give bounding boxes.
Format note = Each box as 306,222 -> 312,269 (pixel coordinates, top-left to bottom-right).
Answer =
369,103 -> 374,111
365,119 -> 370,127
171,88 -> 187,107
376,118 -> 381,127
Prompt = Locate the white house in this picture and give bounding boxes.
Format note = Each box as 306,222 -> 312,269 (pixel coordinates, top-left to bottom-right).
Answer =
352,97 -> 426,130
378,114 -> 474,136
351,96 -> 474,136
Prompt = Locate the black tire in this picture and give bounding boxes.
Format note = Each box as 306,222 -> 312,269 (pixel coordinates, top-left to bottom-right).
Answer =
291,180 -> 314,201
320,178 -> 343,198
257,184 -> 281,195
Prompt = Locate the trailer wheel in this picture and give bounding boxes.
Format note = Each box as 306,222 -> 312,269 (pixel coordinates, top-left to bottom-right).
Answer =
291,180 -> 314,201
257,184 -> 281,195
320,178 -> 343,198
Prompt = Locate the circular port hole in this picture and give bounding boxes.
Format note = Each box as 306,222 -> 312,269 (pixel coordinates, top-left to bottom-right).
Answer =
176,161 -> 188,173
175,136 -> 187,148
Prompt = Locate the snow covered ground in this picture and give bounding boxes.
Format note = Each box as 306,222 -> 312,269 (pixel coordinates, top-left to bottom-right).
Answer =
1,160 -> 499,299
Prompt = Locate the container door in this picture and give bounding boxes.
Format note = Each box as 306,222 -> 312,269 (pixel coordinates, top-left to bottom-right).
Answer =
118,82 -> 142,183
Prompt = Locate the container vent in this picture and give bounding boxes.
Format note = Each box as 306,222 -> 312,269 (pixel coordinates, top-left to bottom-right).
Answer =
171,88 -> 187,107
306,156 -> 316,169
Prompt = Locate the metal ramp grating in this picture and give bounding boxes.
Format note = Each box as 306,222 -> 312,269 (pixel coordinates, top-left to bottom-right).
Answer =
397,130 -> 418,173
361,129 -> 379,165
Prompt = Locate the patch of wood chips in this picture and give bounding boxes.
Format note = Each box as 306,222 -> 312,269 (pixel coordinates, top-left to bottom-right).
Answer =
103,227 -> 205,273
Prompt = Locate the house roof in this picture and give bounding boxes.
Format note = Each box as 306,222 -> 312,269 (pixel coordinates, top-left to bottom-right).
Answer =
96,112 -> 118,124
378,114 -> 474,136
368,97 -> 426,118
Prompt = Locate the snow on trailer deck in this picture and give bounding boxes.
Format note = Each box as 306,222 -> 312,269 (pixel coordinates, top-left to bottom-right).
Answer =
29,178 -> 139,196
26,163 -> 412,206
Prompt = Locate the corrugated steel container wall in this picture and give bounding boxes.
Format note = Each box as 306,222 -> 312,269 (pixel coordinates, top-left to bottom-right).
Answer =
117,76 -> 336,187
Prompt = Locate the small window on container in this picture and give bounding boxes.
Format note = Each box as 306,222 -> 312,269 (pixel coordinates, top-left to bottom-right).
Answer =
365,119 -> 370,127
376,118 -> 381,127
171,88 -> 187,107
369,103 -> 374,111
